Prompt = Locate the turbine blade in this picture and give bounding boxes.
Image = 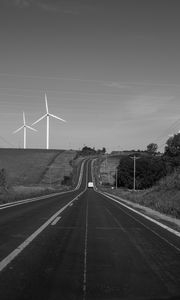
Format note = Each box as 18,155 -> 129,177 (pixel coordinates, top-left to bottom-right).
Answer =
13,125 -> 24,134
49,114 -> 66,122
23,112 -> 26,125
26,125 -> 37,132
45,93 -> 49,114
31,114 -> 46,126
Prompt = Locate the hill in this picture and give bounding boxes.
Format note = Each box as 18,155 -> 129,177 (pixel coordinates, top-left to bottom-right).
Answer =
0,148 -> 64,185
0,149 -> 78,203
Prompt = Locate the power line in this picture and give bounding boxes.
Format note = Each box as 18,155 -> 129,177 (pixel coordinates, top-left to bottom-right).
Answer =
0,135 -> 16,148
154,117 -> 180,144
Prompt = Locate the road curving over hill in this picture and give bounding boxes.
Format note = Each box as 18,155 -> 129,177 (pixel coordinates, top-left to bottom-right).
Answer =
0,159 -> 180,300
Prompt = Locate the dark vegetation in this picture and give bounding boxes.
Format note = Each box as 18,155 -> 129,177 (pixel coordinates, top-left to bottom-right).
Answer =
61,175 -> 72,186
116,156 -> 167,189
77,146 -> 106,157
0,168 -> 8,191
115,134 -> 180,190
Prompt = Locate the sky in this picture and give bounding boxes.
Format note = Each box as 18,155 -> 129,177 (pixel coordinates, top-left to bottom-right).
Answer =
0,0 -> 180,152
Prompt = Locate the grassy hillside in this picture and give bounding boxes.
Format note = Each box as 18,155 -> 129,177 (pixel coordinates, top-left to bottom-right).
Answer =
0,148 -> 63,185
40,150 -> 78,187
0,148 -> 79,204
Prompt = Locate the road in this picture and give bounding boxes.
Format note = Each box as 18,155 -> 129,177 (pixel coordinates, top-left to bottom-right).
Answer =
0,159 -> 180,300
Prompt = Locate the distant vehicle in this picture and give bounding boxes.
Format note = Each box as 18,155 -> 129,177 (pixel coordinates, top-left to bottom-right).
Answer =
88,182 -> 94,188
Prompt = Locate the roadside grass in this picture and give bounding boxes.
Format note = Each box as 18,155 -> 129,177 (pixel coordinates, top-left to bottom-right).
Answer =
71,157 -> 85,187
0,185 -> 71,204
94,157 -> 180,219
0,149 -> 80,204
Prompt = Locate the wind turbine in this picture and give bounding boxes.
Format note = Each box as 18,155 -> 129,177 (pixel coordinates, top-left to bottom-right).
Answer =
32,93 -> 66,149
13,112 -> 37,149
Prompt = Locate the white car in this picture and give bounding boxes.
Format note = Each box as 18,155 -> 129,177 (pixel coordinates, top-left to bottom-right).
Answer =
88,182 -> 94,188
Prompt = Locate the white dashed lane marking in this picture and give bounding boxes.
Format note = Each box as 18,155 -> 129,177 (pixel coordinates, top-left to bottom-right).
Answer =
51,217 -> 61,226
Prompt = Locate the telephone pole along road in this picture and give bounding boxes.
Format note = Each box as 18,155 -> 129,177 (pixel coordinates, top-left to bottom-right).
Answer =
0,159 -> 180,299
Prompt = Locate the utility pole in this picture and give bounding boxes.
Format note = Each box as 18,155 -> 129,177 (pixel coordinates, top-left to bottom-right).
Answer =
115,167 -> 118,189
130,155 -> 140,191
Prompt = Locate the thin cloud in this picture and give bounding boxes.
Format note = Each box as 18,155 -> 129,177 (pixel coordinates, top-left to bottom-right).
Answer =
37,1 -> 80,14
127,95 -> 175,118
103,82 -> 132,89
104,80 -> 180,89
4,0 -> 95,15
5,0 -> 33,8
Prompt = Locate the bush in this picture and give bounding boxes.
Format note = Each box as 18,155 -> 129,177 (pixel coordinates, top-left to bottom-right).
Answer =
0,168 -> 8,191
61,175 -> 72,186
116,156 -> 167,189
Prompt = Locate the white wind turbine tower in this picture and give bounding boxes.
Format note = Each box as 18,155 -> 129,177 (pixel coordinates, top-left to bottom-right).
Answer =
13,112 -> 37,149
32,94 -> 66,149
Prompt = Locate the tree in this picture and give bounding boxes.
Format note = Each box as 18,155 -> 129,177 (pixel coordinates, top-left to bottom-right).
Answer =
79,146 -> 96,156
78,146 -> 106,156
147,143 -> 158,154
164,133 -> 180,156
102,147 -> 106,154
0,168 -> 8,191
116,156 -> 167,189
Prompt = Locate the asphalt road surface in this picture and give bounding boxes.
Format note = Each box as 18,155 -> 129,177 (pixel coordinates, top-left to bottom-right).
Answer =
0,159 -> 180,300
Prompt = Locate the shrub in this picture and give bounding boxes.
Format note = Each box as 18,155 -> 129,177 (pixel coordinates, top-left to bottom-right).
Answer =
116,156 -> 167,189
0,168 -> 8,191
61,175 -> 72,186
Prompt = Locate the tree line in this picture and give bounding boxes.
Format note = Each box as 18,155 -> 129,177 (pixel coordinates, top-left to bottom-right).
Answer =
78,146 -> 106,156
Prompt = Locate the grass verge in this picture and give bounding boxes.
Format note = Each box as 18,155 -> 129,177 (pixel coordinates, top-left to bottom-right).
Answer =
94,158 -> 180,219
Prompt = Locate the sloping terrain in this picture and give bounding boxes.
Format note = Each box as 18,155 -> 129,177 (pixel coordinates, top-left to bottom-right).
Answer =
40,150 -> 77,187
0,149 -> 79,203
0,149 -> 64,186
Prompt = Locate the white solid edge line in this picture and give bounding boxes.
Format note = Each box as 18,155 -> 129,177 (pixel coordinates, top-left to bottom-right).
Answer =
91,161 -> 180,251
98,192 -> 180,253
0,188 -> 86,273
51,216 -> 61,226
0,159 -> 86,211
98,190 -> 180,239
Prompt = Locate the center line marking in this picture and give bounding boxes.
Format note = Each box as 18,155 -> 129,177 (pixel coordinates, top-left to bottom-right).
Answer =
83,158 -> 89,300
51,216 -> 61,226
83,198 -> 89,300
